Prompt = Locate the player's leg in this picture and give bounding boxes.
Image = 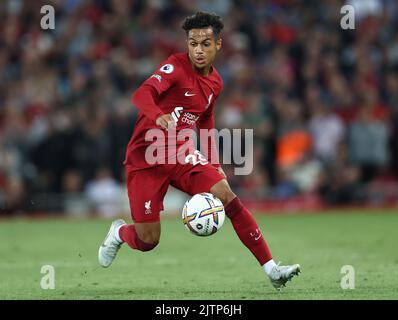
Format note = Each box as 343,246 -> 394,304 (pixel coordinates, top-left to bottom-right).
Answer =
209,178 -> 300,289
172,163 -> 274,264
118,164 -> 168,250
98,165 -> 168,267
98,221 -> 161,267
173,163 -> 275,267
118,221 -> 160,251
210,179 -> 273,265
174,161 -> 300,289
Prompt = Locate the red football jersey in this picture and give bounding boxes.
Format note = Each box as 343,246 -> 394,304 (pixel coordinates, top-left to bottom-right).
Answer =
124,52 -> 223,171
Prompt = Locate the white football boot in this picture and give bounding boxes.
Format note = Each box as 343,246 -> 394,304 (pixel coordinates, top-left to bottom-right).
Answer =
268,263 -> 301,290
98,219 -> 126,268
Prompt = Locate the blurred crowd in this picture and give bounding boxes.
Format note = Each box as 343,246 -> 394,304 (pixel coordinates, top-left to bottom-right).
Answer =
1,0 -> 398,215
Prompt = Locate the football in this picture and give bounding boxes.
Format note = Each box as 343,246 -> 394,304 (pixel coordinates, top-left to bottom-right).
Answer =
182,193 -> 225,236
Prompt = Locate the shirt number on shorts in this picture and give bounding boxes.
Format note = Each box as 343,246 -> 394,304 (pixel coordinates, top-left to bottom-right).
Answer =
185,150 -> 208,166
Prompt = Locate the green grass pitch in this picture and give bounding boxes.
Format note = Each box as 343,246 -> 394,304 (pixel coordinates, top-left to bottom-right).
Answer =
1,211 -> 397,299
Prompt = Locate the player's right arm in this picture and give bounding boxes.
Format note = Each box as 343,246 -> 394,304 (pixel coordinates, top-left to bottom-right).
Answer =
132,87 -> 175,130
155,114 -> 176,130
131,58 -> 180,130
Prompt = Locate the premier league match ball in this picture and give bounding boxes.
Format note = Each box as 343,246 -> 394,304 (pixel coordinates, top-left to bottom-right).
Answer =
182,193 -> 225,236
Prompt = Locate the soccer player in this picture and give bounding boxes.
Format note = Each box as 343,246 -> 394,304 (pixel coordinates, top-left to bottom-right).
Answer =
98,11 -> 300,289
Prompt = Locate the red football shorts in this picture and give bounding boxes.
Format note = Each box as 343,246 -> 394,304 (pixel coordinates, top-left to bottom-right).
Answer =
125,162 -> 225,223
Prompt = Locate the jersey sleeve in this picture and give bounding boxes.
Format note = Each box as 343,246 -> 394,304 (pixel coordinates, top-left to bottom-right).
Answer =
141,56 -> 181,95
131,56 -> 181,122
131,85 -> 164,122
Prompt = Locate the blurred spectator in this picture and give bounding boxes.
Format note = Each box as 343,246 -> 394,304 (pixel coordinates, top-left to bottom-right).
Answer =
272,167 -> 299,200
275,98 -> 311,169
308,99 -> 345,163
319,141 -> 363,204
288,153 -> 324,193
62,169 -> 90,216
348,106 -> 389,182
84,166 -> 123,218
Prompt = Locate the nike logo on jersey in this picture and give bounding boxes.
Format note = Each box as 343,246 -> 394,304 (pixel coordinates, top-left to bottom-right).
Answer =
184,91 -> 196,97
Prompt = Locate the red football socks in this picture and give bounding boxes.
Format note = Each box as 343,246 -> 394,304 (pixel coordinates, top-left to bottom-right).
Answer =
119,225 -> 158,252
224,197 -> 273,266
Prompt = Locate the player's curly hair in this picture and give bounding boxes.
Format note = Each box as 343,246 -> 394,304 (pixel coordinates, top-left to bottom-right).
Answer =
182,11 -> 224,39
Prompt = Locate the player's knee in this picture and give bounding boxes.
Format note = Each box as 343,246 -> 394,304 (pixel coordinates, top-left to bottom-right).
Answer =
210,180 -> 236,205
138,230 -> 160,245
220,190 -> 236,206
136,232 -> 159,252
